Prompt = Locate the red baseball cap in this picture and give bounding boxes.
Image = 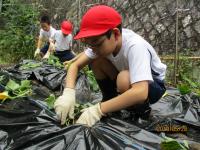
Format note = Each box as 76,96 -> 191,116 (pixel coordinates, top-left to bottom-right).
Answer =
74,5 -> 122,39
61,21 -> 73,34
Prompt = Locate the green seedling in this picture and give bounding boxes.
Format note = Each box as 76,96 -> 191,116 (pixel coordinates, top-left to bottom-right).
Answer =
47,55 -> 64,68
19,62 -> 42,70
161,136 -> 189,150
0,79 -> 32,102
82,66 -> 99,92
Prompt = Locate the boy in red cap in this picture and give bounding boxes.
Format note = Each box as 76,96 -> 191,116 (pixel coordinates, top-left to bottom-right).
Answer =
34,15 -> 56,58
45,20 -> 75,62
54,5 -> 166,126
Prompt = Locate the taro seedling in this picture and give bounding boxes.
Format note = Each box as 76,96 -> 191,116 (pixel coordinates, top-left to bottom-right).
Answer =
161,136 -> 189,150
83,66 -> 99,92
47,55 -> 64,69
0,79 -> 32,101
19,62 -> 42,70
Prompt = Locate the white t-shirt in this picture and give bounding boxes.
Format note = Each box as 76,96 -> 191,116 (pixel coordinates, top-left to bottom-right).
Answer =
85,28 -> 167,84
50,30 -> 72,51
39,26 -> 56,42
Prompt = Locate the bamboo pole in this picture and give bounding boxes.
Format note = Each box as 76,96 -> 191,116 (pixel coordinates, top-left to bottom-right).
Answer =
174,0 -> 179,85
161,56 -> 200,60
77,0 -> 81,50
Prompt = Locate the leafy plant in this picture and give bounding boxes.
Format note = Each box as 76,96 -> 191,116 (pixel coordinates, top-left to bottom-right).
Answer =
19,62 -> 42,70
65,103 -> 93,125
45,94 -> 56,109
161,136 -> 189,150
166,52 -> 200,97
178,73 -> 200,96
0,0 -> 39,63
177,84 -> 191,95
47,55 -> 64,68
83,66 -> 99,92
0,79 -> 32,101
0,75 -> 5,83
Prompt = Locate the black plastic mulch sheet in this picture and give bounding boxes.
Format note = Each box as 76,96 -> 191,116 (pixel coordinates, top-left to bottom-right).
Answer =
5,60 -> 66,90
0,98 -> 162,150
0,60 -> 200,149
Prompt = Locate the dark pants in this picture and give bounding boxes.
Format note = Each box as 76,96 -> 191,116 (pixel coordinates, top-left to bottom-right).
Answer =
40,43 -> 49,55
54,50 -> 75,63
148,78 -> 166,104
40,43 -> 75,63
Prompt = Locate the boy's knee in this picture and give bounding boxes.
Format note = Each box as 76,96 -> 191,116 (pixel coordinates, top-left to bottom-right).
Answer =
117,70 -> 131,93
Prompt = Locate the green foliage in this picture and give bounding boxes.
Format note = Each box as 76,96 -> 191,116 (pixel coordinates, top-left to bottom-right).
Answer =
0,0 -> 39,63
47,55 -> 64,68
0,75 -> 5,83
45,94 -> 56,109
0,79 -> 32,101
161,136 -> 189,150
83,66 -> 99,92
163,51 -> 200,96
178,75 -> 200,96
19,62 -> 42,70
65,103 -> 92,125
177,54 -> 200,96
177,84 -> 191,95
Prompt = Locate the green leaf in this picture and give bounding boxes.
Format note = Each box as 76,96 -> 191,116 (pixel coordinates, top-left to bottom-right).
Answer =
20,80 -> 31,91
19,62 -> 42,70
0,75 -> 5,83
6,79 -> 20,91
45,94 -> 56,109
161,137 -> 189,150
182,75 -> 197,88
178,84 -> 191,95
47,55 -> 64,68
84,68 -> 99,92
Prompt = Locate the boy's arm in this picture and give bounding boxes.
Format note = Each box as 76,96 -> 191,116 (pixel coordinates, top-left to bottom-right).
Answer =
65,52 -> 91,88
34,37 -> 43,57
101,81 -> 149,113
63,52 -> 84,67
36,37 -> 43,49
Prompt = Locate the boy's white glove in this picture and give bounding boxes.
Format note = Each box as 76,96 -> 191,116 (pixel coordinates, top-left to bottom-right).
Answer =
54,88 -> 75,125
34,48 -> 40,57
43,51 -> 51,59
76,103 -> 104,127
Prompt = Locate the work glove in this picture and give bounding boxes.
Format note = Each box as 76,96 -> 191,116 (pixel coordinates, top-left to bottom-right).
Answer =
43,51 -> 51,59
34,48 -> 40,57
54,88 -> 75,125
76,103 -> 104,127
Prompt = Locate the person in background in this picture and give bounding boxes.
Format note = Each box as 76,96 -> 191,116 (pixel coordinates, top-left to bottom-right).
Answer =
45,20 -> 75,62
54,5 -> 167,126
34,15 -> 56,58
